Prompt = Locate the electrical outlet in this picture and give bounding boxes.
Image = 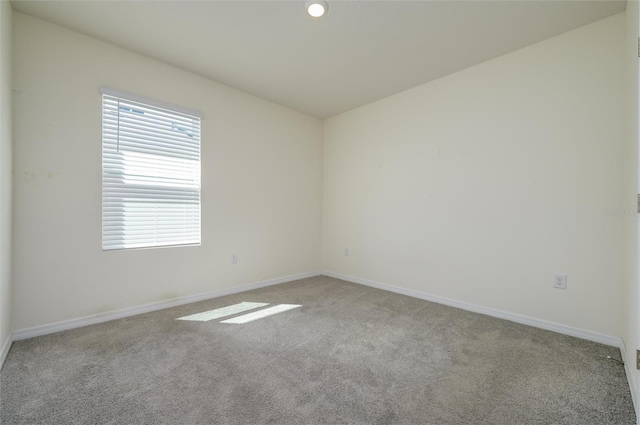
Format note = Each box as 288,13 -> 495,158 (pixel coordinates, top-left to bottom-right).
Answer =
344,248 -> 350,256
231,254 -> 238,264
553,274 -> 567,290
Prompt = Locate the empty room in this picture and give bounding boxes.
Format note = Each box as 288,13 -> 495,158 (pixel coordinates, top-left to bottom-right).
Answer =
1,0 -> 640,423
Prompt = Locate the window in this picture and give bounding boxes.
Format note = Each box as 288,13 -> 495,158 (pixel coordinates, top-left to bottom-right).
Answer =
101,87 -> 202,251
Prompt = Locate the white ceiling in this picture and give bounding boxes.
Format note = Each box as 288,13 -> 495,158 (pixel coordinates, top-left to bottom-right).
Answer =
11,0 -> 626,119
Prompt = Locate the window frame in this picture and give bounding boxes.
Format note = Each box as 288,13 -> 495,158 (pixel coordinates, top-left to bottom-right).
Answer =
100,86 -> 203,251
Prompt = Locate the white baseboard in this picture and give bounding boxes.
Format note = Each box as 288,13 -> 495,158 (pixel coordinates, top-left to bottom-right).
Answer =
619,338 -> 638,416
7,268 -> 623,352
12,271 -> 321,341
322,270 -> 621,348
0,335 -> 11,369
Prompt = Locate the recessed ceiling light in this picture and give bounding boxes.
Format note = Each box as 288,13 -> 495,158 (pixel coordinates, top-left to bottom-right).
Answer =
306,1 -> 328,18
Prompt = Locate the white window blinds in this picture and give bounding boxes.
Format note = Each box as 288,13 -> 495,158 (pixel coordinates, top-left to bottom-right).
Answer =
101,88 -> 201,251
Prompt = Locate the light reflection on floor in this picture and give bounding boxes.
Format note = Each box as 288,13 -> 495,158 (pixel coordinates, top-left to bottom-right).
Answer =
220,304 -> 302,324
176,302 -> 302,324
176,302 -> 268,322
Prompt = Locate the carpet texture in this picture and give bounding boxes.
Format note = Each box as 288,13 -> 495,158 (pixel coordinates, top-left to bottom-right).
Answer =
0,276 -> 636,424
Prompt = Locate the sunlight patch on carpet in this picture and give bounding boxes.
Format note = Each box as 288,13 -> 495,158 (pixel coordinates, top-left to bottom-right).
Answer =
176,302 -> 269,322
220,304 -> 302,324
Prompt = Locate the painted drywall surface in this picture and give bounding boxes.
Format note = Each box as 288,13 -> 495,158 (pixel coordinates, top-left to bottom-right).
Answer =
323,14 -> 625,337
12,13 -> 322,330
0,1 -> 13,353
623,0 -> 640,410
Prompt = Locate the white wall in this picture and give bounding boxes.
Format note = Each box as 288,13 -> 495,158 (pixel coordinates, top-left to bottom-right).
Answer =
0,0 -> 13,362
624,0 -> 640,411
11,12 -> 323,331
323,14 -> 626,338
